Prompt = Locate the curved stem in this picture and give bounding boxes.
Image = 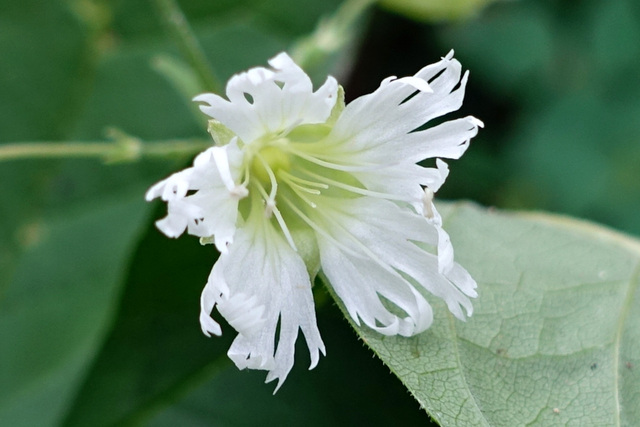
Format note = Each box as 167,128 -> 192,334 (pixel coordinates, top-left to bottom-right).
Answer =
0,138 -> 211,163
153,0 -> 222,93
292,0 -> 377,70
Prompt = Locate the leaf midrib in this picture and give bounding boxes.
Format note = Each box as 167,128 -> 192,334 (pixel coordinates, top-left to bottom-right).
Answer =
443,204 -> 640,426
438,203 -> 491,427
612,259 -> 640,427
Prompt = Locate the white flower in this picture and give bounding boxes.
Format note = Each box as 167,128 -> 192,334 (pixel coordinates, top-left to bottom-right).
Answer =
146,51 -> 482,391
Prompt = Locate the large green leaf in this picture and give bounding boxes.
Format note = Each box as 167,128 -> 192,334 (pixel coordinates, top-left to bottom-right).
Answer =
0,179 -> 155,427
338,202 -> 639,426
0,0 -> 173,423
0,0 -> 89,141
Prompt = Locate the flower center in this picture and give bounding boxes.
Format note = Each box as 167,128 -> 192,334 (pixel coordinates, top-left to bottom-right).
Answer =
250,145 -> 291,186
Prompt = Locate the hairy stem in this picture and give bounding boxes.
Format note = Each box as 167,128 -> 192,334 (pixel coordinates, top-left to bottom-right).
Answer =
0,138 -> 211,163
292,0 -> 377,69
152,0 -> 222,93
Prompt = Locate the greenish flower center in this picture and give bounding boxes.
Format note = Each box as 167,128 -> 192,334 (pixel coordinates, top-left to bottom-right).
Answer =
250,145 -> 291,186
245,123 -> 332,192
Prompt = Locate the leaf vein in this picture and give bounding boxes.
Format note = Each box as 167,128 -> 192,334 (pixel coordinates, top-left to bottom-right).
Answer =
612,258 -> 640,427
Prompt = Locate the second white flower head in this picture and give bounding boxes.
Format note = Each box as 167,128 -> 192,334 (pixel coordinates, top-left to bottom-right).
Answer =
146,51 -> 482,391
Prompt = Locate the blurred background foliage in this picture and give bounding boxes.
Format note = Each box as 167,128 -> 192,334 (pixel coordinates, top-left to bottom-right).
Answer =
0,0 -> 639,426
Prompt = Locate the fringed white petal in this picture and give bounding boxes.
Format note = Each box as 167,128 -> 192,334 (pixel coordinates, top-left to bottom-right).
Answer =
318,236 -> 433,337
347,115 -> 483,165
145,144 -> 243,251
351,159 -> 449,215
316,198 -> 476,326
194,52 -> 338,144
199,264 -> 224,337
145,169 -> 198,237
199,220 -> 325,392
145,168 -> 192,202
155,200 -> 201,238
423,203 -> 477,299
325,52 -> 467,155
402,116 -> 484,163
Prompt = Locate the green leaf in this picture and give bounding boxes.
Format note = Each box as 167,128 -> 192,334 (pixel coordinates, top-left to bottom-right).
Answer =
60,219 -> 233,427
332,202 -> 640,426
0,175 -> 155,427
0,0 -> 90,141
0,0 -> 179,423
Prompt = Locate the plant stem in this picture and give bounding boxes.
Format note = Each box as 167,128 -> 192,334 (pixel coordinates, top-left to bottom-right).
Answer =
153,0 -> 222,93
0,139 -> 211,163
292,0 -> 377,70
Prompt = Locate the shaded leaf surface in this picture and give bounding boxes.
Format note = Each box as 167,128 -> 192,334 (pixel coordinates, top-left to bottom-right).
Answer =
0,186 -> 153,427
61,221 -> 233,427
342,203 -> 640,426
0,0 -> 176,424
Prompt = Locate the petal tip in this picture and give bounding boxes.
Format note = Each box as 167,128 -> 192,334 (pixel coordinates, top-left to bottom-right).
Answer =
268,51 -> 295,69
470,116 -> 485,128
192,93 -> 213,104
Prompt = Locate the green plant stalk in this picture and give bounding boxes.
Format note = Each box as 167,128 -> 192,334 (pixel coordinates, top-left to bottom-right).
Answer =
152,54 -> 208,124
0,139 -> 211,163
152,0 -> 222,93
292,0 -> 378,69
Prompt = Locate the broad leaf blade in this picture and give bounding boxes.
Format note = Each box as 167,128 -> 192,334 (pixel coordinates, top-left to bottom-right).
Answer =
336,202 -> 640,426
0,184 -> 153,427
60,221 -> 233,427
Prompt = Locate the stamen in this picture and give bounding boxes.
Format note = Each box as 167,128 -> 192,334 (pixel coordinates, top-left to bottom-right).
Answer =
253,182 -> 298,252
256,153 -> 278,205
284,146 -> 380,172
253,182 -> 273,217
291,139 -> 393,159
280,196 -> 362,258
211,144 -> 248,199
278,172 -> 323,199
289,182 -> 321,195
230,185 -> 249,199
240,163 -> 251,188
272,208 -> 297,251
279,170 -> 329,189
300,169 -> 413,202
288,184 -> 318,208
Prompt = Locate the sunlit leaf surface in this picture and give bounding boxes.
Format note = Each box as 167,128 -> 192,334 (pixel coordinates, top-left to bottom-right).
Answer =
340,203 -> 639,426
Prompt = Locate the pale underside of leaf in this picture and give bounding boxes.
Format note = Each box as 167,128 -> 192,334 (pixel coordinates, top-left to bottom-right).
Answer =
325,202 -> 640,427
